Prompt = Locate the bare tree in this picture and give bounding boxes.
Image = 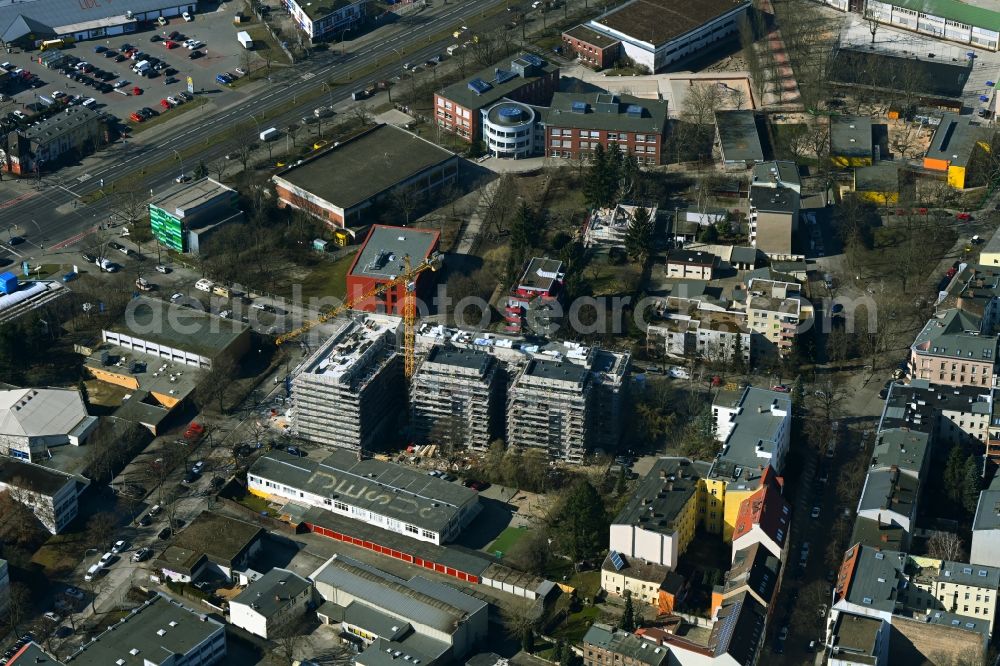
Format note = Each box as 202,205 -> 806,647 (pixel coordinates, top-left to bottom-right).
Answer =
927,531 -> 966,561
197,353 -> 237,414
210,158 -> 227,182
229,123 -> 257,176
865,5 -> 881,44
285,123 -> 300,148
349,103 -> 373,127
5,583 -> 32,634
390,184 -> 423,226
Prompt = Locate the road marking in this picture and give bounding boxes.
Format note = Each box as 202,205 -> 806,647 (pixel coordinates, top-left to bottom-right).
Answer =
78,173 -> 92,182
0,190 -> 37,210
0,243 -> 23,258
301,72 -> 316,80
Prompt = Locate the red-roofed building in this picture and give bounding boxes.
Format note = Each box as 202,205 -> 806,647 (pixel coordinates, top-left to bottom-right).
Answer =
731,467 -> 789,563
505,257 -> 565,333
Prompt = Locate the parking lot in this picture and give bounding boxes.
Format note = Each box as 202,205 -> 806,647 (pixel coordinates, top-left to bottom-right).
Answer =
0,5 -> 273,133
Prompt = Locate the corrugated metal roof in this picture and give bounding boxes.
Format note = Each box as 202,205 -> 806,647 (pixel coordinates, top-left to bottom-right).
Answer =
0,0 -> 177,41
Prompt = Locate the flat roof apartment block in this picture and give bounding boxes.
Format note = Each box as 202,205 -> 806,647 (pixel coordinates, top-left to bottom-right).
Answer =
291,314 -> 403,451
0,457 -> 79,533
435,54 -> 559,141
248,449 -> 480,544
410,346 -> 504,451
506,358 -> 592,463
581,0 -> 750,72
273,124 -> 460,233
715,110 -> 764,168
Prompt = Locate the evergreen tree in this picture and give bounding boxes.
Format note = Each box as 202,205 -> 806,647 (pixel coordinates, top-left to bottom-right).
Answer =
555,479 -> 608,559
697,223 -> 719,243
620,591 -> 636,632
615,464 -> 628,495
624,206 -> 653,262
510,202 -> 537,257
553,640 -> 565,663
193,160 -> 208,179
944,446 -> 967,504
732,332 -> 747,375
791,375 -> 805,413
962,455 -> 983,513
584,143 -> 610,209
522,627 -> 534,653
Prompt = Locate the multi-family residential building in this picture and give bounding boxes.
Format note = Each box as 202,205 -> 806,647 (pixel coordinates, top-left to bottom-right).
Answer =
827,613 -> 890,666
506,358 -> 593,463
666,250 -> 720,280
869,428 -> 931,480
248,449 -> 481,545
0,457 -> 79,534
711,542 -> 781,617
582,623 -> 670,666
505,257 -> 565,335
748,184 -> 800,258
228,568 -> 312,639
743,278 -> 811,356
715,110 -> 764,169
830,116 -> 875,167
311,554 -> 488,662
542,92 -> 669,165
980,231 -> 1000,267
434,55 -> 559,142
751,161 -> 801,194
856,467 -> 919,542
345,225 -> 440,314
937,262 -> 1000,334
0,388 -> 97,461
833,545 -> 908,625
410,346 -> 504,451
283,0 -> 367,40
972,473 -> 1000,568
862,0 -> 1000,51
291,314 -> 403,451
645,298 -> 751,365
730,470 -> 790,563
880,379 -> 991,448
1,106 -> 105,175
563,0 -> 751,73
909,309 -> 997,387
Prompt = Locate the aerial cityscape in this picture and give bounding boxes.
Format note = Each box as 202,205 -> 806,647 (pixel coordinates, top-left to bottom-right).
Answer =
0,0 -> 999,664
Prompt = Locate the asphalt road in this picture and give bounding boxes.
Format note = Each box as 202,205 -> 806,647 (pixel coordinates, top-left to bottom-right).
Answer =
3,0 -> 508,250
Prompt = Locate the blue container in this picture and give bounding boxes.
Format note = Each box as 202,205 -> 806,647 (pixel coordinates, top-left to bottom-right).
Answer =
0,272 -> 17,295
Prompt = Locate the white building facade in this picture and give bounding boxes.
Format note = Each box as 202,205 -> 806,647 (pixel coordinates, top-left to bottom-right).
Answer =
481,102 -> 541,159
864,0 -> 1000,51
283,0 -> 367,40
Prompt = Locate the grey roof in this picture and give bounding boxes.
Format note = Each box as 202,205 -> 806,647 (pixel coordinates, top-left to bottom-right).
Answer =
423,345 -> 494,373
518,257 -> 564,292
583,624 -> 669,666
543,92 -> 669,135
250,449 -> 478,535
850,516 -> 906,551
982,226 -> 1000,258
437,54 -> 559,111
358,636 -> 448,666
232,568 -> 310,619
524,358 -> 589,384
911,308 -> 997,361
926,113 -> 991,168
749,185 -> 799,213
710,591 -> 766,663
310,554 -> 487,635
879,378 -> 991,434
588,0 -> 750,48
350,225 -> 439,280
925,610 -> 992,639
563,24 -> 620,48
0,458 -> 74,496
0,0 -> 175,40
729,246 -> 759,266
63,593 -> 223,666
973,472 -> 1000,531
273,124 -> 456,213
724,542 -> 780,605
712,387 -> 791,478
149,178 -> 236,219
106,297 -> 249,360
831,116 -> 874,158
870,428 -> 929,477
20,106 -> 100,144
855,162 -> 901,195
0,388 -> 89,438
858,468 -> 918,519
934,560 -> 1000,589
343,601 -> 411,641
166,512 -> 263,568
830,613 -> 883,665
667,249 -> 718,267
751,161 -> 799,188
841,545 -> 907,613
716,111 -> 763,163
601,552 -> 672,585
613,457 -> 701,536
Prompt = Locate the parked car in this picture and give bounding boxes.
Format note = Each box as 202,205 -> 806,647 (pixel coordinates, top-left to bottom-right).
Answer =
137,514 -> 152,526
286,446 -> 304,457
111,540 -> 128,554
155,264 -> 170,273
810,506 -> 821,519
64,586 -> 85,601
157,527 -> 172,540
43,612 -> 61,623
98,551 -> 115,566
184,422 -> 205,441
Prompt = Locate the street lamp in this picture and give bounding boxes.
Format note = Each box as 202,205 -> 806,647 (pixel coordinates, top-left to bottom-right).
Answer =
171,148 -> 184,181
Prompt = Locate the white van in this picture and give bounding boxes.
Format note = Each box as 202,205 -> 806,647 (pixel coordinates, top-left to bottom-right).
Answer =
259,127 -> 279,142
446,44 -> 461,56
84,564 -> 102,582
195,278 -> 214,292
133,60 -> 151,74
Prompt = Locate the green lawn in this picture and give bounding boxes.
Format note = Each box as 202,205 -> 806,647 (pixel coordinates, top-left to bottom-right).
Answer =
488,525 -> 528,556
553,605 -> 601,643
235,492 -> 276,516
281,251 -> 356,300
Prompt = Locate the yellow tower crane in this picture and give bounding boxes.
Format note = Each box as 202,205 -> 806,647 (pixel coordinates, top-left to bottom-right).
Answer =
275,252 -> 441,380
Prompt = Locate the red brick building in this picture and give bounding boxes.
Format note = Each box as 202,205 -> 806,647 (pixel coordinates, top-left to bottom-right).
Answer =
561,25 -> 621,69
345,225 -> 440,314
434,53 -> 559,142
542,92 -> 669,166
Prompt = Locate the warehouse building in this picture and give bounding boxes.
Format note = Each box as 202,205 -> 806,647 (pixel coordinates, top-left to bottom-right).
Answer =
149,178 -> 243,255
0,387 -> 97,461
273,124 -> 460,236
345,225 -> 440,314
311,554 -> 489,664
409,346 -> 505,451
565,0 -> 751,73
248,449 -> 481,545
0,0 -> 198,45
291,314 -> 403,451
